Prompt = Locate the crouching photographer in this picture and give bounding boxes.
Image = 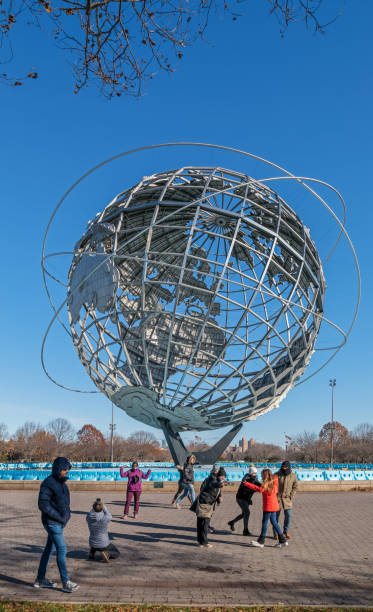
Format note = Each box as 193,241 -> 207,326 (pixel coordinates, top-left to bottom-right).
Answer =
86,499 -> 120,562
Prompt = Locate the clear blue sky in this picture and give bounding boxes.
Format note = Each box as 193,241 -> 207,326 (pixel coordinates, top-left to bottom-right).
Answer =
1,0 -> 372,448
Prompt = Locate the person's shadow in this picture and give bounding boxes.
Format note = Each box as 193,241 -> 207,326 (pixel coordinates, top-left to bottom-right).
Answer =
0,573 -> 35,588
111,519 -> 195,533
67,549 -> 90,559
109,500 -> 166,509
13,544 -> 44,555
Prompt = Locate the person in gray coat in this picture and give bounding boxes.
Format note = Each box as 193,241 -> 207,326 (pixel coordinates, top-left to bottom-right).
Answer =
86,499 -> 120,562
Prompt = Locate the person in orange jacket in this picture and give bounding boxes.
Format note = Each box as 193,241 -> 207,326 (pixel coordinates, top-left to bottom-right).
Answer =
243,468 -> 288,548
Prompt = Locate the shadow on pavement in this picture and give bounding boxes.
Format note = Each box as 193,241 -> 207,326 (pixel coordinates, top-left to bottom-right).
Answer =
67,549 -> 91,559
13,544 -> 44,555
0,573 -> 33,588
109,500 -> 166,509
111,519 -> 195,532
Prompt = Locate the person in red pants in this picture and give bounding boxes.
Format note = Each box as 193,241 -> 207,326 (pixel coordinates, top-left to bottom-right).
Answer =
119,462 -> 151,519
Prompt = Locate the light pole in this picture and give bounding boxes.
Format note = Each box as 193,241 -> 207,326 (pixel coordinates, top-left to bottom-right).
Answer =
329,379 -> 336,465
109,402 -> 116,463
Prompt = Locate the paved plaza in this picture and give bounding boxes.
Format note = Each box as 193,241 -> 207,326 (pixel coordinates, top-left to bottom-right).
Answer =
0,490 -> 372,606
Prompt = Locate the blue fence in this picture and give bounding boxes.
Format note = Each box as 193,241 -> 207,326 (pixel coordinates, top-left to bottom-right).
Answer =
1,468 -> 372,482
1,461 -> 373,470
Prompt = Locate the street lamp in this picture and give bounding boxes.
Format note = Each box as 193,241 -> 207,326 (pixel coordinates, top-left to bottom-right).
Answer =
329,379 -> 336,465
109,402 -> 116,463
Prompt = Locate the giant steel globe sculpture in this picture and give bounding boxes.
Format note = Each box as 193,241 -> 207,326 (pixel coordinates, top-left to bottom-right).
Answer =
42,144 -> 359,464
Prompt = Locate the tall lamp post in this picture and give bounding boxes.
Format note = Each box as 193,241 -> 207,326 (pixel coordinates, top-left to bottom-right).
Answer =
329,379 -> 336,465
109,402 -> 116,463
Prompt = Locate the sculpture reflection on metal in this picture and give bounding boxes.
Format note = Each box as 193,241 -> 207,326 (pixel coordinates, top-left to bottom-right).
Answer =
41,144 -> 360,465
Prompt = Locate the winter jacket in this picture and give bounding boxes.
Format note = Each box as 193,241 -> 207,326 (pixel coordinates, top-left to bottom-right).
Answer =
276,470 -> 298,510
198,476 -> 223,506
236,473 -> 261,503
86,506 -> 112,549
120,467 -> 151,491
244,476 -> 280,512
181,461 -> 194,485
38,457 -> 71,526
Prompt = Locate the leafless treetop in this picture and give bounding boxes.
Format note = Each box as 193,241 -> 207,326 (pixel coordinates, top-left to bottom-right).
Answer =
1,0 -> 342,96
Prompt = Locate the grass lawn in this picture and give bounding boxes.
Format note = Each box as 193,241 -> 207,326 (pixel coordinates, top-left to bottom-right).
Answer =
1,604 -> 372,612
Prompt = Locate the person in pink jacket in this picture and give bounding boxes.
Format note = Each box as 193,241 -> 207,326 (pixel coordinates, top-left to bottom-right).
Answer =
119,462 -> 151,519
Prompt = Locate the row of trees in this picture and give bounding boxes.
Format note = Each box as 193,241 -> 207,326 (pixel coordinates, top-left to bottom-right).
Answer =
0,419 -> 170,462
224,422 -> 373,464
286,422 -> 373,464
1,419 -> 372,464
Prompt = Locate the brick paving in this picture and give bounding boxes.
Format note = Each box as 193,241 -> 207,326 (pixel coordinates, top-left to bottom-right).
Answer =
0,490 -> 372,606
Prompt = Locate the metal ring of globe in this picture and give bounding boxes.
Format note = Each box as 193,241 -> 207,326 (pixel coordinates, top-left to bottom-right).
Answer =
41,143 -> 360,437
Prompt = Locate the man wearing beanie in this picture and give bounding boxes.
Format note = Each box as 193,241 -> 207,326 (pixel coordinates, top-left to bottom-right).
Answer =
228,464 -> 261,535
274,460 -> 298,539
34,457 -> 78,593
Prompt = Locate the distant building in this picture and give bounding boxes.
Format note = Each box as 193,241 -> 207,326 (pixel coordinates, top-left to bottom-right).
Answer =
239,437 -> 249,453
224,437 -> 256,458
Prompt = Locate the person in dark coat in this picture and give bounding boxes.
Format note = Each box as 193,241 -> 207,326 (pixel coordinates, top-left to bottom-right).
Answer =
195,467 -> 226,547
174,455 -> 196,508
34,457 -> 78,593
86,498 -> 120,562
200,464 -> 221,534
227,465 -> 261,535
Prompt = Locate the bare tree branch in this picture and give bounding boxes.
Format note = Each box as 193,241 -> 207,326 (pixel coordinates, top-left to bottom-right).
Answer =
0,0 -> 343,96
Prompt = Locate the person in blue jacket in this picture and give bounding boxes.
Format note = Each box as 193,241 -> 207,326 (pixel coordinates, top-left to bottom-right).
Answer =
34,457 -> 78,593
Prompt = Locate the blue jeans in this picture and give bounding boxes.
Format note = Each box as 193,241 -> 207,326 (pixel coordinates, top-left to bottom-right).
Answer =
37,523 -> 69,584
259,511 -> 284,542
176,483 -> 196,504
276,508 -> 292,533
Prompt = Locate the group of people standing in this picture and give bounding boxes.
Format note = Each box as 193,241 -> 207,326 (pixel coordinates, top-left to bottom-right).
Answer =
171,456 -> 298,549
33,455 -> 297,592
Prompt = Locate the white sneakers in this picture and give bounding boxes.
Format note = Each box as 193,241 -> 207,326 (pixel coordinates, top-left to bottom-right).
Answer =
33,578 -> 57,589
34,578 -> 79,592
62,580 -> 79,593
251,540 -> 289,548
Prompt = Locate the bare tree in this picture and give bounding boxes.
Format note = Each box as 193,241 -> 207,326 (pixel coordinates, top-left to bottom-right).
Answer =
353,423 -> 373,442
243,442 -> 284,462
0,422 -> 9,461
0,0 -> 342,96
125,429 -> 164,460
127,430 -> 159,446
0,422 -> 9,441
47,418 -> 76,448
12,421 -> 41,461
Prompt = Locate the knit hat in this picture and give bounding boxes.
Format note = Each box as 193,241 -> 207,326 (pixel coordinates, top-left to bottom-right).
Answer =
93,498 -> 104,512
248,464 -> 257,475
